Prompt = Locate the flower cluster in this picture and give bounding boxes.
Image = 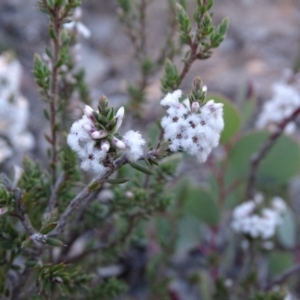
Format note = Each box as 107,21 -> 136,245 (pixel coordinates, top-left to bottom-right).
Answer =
231,194 -> 287,240
160,89 -> 224,162
0,52 -> 34,163
67,98 -> 145,174
256,83 -> 300,134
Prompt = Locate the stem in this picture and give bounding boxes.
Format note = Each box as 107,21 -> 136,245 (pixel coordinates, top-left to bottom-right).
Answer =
43,172 -> 66,221
42,0 -> 68,185
178,41 -> 198,85
52,150 -> 158,235
246,106 -> 300,199
49,8 -> 61,185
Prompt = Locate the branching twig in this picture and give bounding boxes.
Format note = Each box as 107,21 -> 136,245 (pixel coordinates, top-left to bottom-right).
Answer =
264,263 -> 300,290
246,106 -> 300,199
52,150 -> 157,235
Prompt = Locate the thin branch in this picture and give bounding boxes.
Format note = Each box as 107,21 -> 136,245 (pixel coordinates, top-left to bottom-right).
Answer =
246,106 -> 300,199
43,172 -> 66,221
264,263 -> 300,290
52,150 -> 157,236
42,0 -> 64,185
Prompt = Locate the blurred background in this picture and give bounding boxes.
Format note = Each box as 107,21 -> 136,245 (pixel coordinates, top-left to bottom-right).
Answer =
1,0 -> 300,114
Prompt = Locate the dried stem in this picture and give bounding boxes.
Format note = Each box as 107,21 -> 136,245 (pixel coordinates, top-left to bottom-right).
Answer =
246,106 -> 300,199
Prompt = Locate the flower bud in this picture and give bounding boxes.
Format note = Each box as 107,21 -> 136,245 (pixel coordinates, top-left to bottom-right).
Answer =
82,123 -> 94,132
191,102 -> 200,112
115,106 -> 125,119
112,137 -> 126,149
202,85 -> 207,93
101,141 -> 110,152
83,105 -> 94,118
0,207 -> 8,216
91,130 -> 107,139
115,106 -> 125,131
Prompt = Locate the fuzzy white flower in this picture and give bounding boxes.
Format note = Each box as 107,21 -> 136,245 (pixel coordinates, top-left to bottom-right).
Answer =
67,112 -> 108,174
160,89 -> 182,107
231,194 -> 287,240
0,53 -> 35,163
256,83 -> 300,134
160,90 -> 224,163
122,130 -> 146,162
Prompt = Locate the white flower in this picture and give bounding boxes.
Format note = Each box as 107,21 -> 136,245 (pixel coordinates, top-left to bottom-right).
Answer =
0,53 -> 35,160
160,89 -> 182,107
272,196 -> 286,213
256,83 -> 300,134
231,193 -> 287,241
160,90 -> 224,163
67,107 -> 109,173
122,130 -> 146,162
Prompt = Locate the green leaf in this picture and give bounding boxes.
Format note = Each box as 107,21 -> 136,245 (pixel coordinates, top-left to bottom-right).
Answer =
40,222 -> 57,234
105,178 -> 129,184
88,181 -> 102,192
129,162 -> 154,175
183,186 -> 219,225
207,93 -> 241,144
227,131 -> 300,185
277,207 -> 297,249
45,237 -> 66,247
240,97 -> 256,125
268,251 -> 293,277
176,216 -> 202,253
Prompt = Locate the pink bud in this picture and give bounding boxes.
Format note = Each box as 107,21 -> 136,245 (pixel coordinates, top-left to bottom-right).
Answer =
82,123 -> 94,132
83,105 -> 94,118
91,130 -> 107,139
101,141 -> 110,152
112,137 -> 126,149
191,102 -> 200,112
0,207 -> 8,216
